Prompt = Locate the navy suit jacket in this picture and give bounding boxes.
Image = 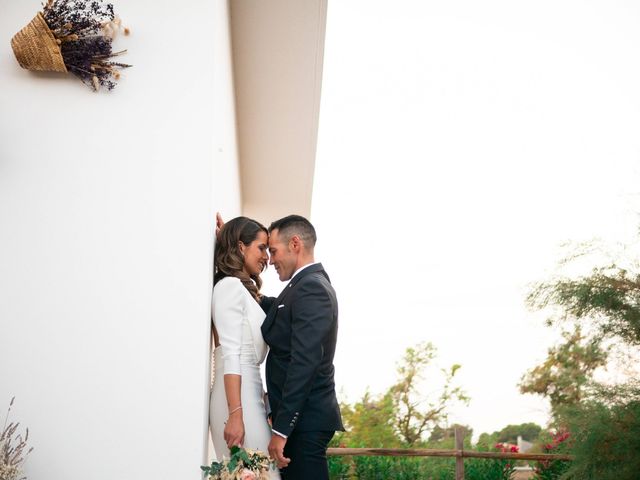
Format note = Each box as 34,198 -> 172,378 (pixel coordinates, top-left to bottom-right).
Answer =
261,263 -> 344,436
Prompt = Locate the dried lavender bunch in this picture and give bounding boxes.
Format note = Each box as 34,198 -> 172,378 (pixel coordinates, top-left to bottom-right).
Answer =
0,398 -> 33,480
43,0 -> 114,36
42,0 -> 131,91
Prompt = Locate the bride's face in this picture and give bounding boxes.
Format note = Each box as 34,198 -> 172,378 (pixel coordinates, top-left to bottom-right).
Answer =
240,231 -> 269,277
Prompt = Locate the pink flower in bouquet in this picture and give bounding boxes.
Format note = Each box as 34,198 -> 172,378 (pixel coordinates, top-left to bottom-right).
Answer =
240,468 -> 257,480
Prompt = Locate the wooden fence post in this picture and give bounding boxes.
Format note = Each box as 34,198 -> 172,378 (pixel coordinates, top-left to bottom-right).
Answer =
455,427 -> 465,480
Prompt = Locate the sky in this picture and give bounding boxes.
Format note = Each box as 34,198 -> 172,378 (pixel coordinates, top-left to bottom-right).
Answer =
263,0 -> 640,439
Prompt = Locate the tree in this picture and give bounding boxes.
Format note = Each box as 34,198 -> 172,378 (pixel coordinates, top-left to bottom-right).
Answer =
476,431 -> 498,450
475,423 -> 542,449
336,342 -> 468,448
336,390 -> 399,448
389,342 -> 469,446
494,422 -> 542,443
521,235 -> 640,479
519,326 -> 608,418
528,263 -> 640,346
428,424 -> 473,443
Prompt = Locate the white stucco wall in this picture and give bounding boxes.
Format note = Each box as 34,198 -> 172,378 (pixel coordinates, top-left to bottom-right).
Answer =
213,1 -> 242,217
0,0 -> 239,478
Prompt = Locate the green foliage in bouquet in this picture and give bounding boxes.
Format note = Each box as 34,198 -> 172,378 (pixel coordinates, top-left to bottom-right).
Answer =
201,446 -> 274,480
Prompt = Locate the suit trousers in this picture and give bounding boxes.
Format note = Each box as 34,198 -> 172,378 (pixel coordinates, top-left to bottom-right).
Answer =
281,430 -> 334,480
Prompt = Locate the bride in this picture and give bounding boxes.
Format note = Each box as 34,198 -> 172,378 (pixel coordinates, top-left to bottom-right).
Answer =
210,216 -> 280,478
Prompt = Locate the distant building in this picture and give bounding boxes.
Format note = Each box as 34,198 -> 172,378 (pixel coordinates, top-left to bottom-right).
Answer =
518,435 -> 534,453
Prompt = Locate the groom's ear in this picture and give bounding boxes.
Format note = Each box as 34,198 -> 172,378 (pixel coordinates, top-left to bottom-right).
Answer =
289,235 -> 302,252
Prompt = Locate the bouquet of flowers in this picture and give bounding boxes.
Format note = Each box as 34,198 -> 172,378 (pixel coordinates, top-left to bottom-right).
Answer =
201,446 -> 274,480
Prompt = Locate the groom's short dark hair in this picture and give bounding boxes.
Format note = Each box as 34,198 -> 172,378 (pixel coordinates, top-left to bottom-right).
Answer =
269,215 -> 317,248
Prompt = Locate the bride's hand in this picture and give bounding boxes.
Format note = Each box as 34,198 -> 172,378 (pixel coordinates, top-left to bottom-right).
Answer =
215,212 -> 225,239
223,410 -> 244,448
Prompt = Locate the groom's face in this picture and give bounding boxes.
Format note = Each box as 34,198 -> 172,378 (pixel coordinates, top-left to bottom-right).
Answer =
268,229 -> 296,281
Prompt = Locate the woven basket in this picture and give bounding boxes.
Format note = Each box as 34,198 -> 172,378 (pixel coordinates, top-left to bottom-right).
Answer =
11,12 -> 67,73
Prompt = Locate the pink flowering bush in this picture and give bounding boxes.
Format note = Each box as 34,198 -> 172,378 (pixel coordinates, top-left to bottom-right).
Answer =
463,442 -> 518,480
533,430 -> 571,480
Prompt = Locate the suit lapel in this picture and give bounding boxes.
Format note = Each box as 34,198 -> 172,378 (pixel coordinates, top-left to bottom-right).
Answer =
261,263 -> 327,335
261,283 -> 291,335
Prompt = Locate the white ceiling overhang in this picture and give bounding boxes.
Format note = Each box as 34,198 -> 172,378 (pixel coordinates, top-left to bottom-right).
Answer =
229,0 -> 327,226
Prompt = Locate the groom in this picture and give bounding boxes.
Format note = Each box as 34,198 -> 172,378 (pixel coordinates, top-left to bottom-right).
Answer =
261,215 -> 343,479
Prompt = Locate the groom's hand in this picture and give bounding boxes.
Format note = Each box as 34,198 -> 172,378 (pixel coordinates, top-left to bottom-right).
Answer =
268,434 -> 290,469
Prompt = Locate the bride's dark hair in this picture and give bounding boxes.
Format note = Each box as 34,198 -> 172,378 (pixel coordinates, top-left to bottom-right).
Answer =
214,216 -> 268,301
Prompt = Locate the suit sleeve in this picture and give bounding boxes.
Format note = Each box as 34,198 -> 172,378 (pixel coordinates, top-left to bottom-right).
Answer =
272,277 -> 334,435
213,278 -> 245,375
260,295 -> 276,314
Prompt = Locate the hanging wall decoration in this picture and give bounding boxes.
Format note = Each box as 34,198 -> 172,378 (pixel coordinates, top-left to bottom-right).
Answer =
11,0 -> 131,91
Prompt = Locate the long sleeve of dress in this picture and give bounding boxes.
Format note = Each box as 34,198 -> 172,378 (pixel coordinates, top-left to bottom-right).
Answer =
213,278 -> 245,375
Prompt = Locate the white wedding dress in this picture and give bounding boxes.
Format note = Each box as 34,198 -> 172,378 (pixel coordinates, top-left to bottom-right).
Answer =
209,277 -> 280,479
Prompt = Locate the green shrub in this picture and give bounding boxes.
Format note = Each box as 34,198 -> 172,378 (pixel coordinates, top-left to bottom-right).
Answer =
464,458 -> 514,480
329,455 -> 529,480
559,390 -> 640,480
329,456 -> 454,480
